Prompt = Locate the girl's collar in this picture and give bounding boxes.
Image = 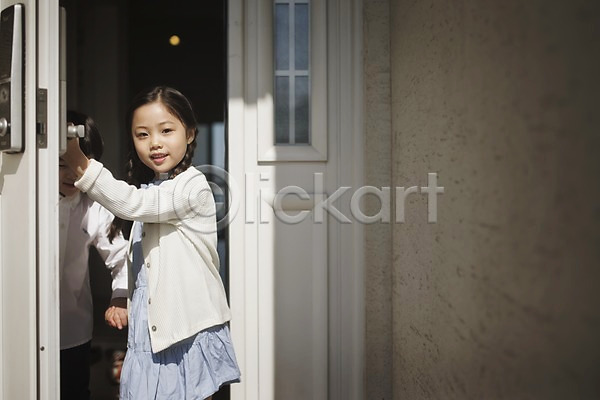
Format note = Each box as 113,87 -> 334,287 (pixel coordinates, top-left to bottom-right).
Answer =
152,172 -> 170,185
142,172 -> 171,188
59,191 -> 82,209
156,172 -> 170,181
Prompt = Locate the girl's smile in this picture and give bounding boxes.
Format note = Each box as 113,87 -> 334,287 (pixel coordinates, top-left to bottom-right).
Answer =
150,152 -> 169,164
131,101 -> 194,178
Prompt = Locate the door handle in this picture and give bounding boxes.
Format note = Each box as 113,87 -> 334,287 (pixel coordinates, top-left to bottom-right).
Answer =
67,124 -> 84,138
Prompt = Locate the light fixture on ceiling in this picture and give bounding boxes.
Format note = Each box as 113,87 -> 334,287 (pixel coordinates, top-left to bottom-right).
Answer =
169,35 -> 181,46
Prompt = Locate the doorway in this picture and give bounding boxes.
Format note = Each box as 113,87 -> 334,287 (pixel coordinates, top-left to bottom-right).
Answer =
59,1 -> 229,398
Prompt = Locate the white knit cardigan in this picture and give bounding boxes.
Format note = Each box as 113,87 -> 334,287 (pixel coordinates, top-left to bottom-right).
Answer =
75,159 -> 231,353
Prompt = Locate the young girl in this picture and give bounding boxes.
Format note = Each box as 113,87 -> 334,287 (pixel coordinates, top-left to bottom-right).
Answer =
63,87 -> 240,400
59,110 -> 128,400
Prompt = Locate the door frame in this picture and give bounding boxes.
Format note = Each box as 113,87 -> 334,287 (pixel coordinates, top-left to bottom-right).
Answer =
36,1 -> 61,399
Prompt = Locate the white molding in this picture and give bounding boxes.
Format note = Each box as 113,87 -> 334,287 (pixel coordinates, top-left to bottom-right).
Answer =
36,1 -> 61,399
227,0 -> 252,398
326,0 -> 365,398
351,0 -> 365,397
312,216 -> 329,397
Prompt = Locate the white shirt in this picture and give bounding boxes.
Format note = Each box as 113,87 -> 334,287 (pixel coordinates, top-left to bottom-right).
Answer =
59,192 -> 128,350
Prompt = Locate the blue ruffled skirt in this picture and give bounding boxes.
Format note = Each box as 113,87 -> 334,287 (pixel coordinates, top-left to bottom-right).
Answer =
119,220 -> 240,399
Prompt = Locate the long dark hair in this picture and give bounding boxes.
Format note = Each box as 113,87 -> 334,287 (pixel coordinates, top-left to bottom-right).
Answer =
109,86 -> 198,240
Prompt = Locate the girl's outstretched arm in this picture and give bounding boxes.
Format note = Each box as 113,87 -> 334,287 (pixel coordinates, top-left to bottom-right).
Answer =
74,159 -> 214,226
64,138 -> 215,228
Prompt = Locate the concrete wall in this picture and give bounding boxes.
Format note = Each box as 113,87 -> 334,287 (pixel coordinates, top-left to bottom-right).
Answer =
364,0 -> 600,398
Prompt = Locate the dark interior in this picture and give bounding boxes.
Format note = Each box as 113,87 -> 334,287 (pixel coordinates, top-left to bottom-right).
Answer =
59,1 -> 228,398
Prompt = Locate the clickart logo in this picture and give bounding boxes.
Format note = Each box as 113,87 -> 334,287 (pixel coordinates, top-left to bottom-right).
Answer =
173,166 -> 444,234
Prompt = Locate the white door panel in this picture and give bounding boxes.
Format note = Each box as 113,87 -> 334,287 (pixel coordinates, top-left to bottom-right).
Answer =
229,0 -> 363,398
272,216 -> 327,399
0,1 -> 40,398
230,0 -> 364,398
0,152 -> 37,400
0,0 -> 60,398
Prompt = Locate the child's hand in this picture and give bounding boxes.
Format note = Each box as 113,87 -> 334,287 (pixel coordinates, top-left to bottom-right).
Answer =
62,137 -> 90,177
105,297 -> 128,330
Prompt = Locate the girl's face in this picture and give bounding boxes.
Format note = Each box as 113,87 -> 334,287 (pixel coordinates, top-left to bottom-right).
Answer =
131,101 -> 194,178
59,157 -> 79,197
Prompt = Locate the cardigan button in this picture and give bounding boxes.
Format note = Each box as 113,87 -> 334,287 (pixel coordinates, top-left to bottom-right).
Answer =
146,262 -> 150,268
151,325 -> 157,332
142,231 -> 146,237
148,298 -> 151,305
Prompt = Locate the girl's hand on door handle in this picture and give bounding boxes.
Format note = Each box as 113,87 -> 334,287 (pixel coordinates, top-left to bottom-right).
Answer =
62,137 -> 90,178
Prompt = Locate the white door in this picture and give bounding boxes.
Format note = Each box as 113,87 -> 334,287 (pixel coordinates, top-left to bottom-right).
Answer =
0,0 -> 61,398
228,0 -> 364,399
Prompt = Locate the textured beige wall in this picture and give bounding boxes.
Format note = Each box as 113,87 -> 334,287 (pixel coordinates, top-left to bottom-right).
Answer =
387,0 -> 600,398
364,0 -> 393,399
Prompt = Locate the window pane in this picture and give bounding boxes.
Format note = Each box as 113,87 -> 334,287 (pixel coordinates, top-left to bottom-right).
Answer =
275,76 -> 290,144
275,4 -> 290,71
295,76 -> 309,144
294,4 -> 309,70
